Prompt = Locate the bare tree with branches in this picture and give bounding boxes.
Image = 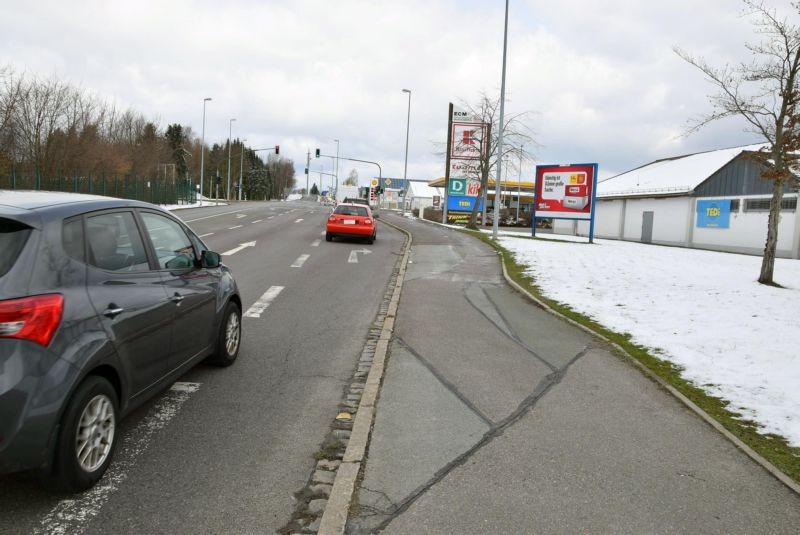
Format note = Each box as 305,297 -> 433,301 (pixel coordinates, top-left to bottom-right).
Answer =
675,0 -> 800,285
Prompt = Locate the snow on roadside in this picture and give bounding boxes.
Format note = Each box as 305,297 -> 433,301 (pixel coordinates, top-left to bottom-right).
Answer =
498,235 -> 800,447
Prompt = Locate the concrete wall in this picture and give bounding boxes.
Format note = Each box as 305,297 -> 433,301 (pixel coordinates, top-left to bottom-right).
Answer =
691,195 -> 797,257
552,194 -> 800,259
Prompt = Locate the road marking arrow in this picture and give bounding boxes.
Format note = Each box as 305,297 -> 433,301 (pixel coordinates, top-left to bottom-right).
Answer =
348,249 -> 372,263
222,241 -> 256,256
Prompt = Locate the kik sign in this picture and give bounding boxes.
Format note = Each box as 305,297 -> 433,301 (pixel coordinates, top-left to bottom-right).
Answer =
448,178 -> 481,197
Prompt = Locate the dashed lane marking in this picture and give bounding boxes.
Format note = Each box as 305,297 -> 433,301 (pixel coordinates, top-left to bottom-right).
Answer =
199,232 -> 214,238
294,218 -> 304,223
311,239 -> 321,247
291,254 -> 310,268
252,219 -> 263,224
228,225 -> 243,230
243,286 -> 284,318
35,382 -> 201,535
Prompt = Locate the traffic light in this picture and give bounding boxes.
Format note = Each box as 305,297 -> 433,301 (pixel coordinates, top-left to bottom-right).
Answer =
304,167 -> 309,175
275,145 -> 280,155
315,148 -> 320,158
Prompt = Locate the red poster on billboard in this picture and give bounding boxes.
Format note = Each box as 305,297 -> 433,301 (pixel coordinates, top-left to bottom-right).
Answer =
533,164 -> 597,220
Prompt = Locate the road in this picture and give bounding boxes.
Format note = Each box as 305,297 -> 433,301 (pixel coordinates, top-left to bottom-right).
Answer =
0,200 -> 405,534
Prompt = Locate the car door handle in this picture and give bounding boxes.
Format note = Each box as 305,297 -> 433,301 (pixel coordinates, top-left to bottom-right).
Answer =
170,293 -> 185,303
103,307 -> 124,318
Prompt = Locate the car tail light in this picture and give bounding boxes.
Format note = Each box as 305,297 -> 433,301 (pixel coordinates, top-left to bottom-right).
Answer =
365,219 -> 373,225
0,294 -> 64,347
328,215 -> 337,222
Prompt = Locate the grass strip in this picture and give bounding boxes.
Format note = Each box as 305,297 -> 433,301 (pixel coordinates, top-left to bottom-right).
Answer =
466,229 -> 800,486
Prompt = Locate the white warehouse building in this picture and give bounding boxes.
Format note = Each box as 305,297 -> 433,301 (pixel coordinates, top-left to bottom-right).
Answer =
556,144 -> 800,259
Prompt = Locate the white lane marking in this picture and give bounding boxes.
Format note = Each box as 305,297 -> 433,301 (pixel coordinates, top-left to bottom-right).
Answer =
268,216 -> 275,220
222,241 -> 257,256
291,254 -> 310,268
320,231 -> 326,236
199,232 -> 214,238
244,286 -> 284,318
236,214 -> 246,219
184,210 -> 245,223
311,239 -> 321,247
228,225 -> 243,230
35,382 -> 201,535
252,219 -> 263,224
294,218 -> 304,223
348,249 -> 372,263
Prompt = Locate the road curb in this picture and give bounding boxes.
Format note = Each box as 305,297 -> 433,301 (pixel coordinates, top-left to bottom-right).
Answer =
404,213 -> 800,496
317,218 -> 413,535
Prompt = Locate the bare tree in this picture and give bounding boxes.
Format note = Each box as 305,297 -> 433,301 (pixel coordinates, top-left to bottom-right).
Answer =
343,168 -> 358,186
675,0 -> 800,285
443,92 -> 537,229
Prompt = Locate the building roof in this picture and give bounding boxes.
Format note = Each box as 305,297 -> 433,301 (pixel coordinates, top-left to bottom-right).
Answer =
407,181 -> 442,198
598,144 -> 767,198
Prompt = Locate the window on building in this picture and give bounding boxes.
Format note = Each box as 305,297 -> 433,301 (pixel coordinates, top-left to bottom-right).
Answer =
730,199 -> 740,213
744,197 -> 797,212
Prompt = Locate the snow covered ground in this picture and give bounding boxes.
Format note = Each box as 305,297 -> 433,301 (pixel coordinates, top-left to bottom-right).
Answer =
497,234 -> 800,447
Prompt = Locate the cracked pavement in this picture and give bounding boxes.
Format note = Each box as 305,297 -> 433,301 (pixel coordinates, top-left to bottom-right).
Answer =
346,213 -> 800,534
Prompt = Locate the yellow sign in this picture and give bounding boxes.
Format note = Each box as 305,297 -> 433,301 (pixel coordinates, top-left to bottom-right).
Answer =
385,178 -> 391,186
371,178 -> 379,186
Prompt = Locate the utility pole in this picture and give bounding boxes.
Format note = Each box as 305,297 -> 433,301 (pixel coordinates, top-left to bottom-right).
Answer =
306,149 -> 311,197
227,118 -> 236,200
238,139 -> 246,201
492,0 -> 509,240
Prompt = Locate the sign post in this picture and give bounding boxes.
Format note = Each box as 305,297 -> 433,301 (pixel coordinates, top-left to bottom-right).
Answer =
532,163 -> 599,243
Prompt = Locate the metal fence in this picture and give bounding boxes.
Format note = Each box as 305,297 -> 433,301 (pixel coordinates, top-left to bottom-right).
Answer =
0,172 -> 197,206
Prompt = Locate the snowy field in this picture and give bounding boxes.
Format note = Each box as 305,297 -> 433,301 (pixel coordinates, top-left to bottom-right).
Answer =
497,234 -> 800,447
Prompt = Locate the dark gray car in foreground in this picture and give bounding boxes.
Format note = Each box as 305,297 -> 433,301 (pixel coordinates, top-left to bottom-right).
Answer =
0,191 -> 242,492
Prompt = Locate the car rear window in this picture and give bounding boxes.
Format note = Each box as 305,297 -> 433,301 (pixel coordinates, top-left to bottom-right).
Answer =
0,218 -> 32,277
334,205 -> 369,217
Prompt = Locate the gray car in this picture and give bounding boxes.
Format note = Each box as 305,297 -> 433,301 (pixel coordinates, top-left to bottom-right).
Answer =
0,191 -> 242,492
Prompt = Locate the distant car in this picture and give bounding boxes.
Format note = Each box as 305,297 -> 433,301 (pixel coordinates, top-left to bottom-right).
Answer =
0,191 -> 242,492
343,197 -> 380,218
326,203 -> 376,244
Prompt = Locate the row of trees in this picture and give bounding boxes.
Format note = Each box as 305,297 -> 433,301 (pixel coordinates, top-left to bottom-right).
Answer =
0,66 -> 295,199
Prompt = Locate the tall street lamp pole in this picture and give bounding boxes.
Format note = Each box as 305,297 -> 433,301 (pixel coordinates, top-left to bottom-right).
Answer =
227,118 -> 236,200
200,97 -> 211,202
239,139 -> 247,201
334,139 -> 340,200
492,0 -> 510,239
402,88 -> 411,212
517,146 -> 523,222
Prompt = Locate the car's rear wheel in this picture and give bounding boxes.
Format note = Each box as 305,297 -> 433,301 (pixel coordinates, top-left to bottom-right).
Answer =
48,376 -> 118,492
325,232 -> 333,242
206,301 -> 241,367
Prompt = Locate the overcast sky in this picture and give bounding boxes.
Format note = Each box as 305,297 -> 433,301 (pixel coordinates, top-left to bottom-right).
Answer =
2,0 -> 797,187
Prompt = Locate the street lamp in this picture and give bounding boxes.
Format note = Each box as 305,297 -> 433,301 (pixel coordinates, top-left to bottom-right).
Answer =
492,0 -> 510,239
402,88 -> 411,212
227,118 -> 236,200
517,146 -> 523,222
200,97 -> 211,202
334,139 -> 340,199
239,139 -> 247,201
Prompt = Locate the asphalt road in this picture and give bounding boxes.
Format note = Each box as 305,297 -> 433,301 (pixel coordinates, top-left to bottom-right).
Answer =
0,200 -> 405,534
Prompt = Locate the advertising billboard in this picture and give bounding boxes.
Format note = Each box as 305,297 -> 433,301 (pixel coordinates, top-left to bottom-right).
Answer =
696,199 -> 732,229
450,122 -> 488,160
533,164 -> 598,220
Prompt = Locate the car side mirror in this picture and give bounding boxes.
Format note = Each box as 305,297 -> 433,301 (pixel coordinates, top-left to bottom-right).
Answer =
201,250 -> 221,268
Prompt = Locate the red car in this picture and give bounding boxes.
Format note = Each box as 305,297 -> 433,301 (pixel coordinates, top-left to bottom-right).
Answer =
326,203 -> 376,243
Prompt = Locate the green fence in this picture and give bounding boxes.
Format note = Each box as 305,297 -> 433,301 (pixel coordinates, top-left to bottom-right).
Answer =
0,172 -> 197,206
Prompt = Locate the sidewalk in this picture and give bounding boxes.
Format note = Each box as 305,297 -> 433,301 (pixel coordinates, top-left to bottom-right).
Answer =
346,213 -> 800,534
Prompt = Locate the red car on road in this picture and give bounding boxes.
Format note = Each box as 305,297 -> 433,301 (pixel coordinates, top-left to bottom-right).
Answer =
326,203 -> 376,244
